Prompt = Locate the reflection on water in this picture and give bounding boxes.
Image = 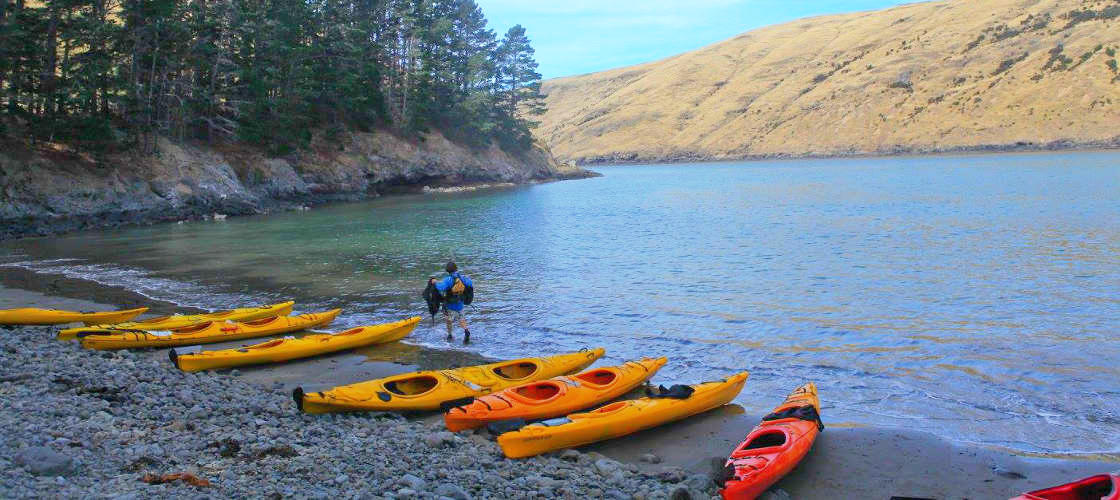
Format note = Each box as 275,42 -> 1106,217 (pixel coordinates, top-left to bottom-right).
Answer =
2,151 -> 1118,456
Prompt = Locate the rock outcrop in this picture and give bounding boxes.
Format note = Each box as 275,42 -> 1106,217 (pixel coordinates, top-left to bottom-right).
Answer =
0,129 -> 592,239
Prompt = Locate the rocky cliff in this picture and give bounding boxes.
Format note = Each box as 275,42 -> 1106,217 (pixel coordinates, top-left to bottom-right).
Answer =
0,130 -> 590,239
536,0 -> 1120,164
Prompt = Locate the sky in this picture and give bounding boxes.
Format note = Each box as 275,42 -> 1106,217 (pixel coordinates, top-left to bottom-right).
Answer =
476,0 -> 917,79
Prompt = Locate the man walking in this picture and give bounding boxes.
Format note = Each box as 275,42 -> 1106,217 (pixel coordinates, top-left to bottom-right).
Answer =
434,261 -> 473,343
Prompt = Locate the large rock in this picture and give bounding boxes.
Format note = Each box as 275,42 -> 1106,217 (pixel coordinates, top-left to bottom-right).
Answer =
594,458 -> 623,476
13,446 -> 78,476
433,483 -> 472,500
0,127 -> 590,240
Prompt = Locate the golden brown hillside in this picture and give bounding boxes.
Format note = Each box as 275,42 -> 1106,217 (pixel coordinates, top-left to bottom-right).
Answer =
536,0 -> 1120,163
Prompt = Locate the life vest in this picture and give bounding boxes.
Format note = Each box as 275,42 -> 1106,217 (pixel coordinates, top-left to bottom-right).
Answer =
446,273 -> 474,305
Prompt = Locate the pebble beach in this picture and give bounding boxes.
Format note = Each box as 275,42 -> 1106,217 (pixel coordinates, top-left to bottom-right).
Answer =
0,321 -> 718,500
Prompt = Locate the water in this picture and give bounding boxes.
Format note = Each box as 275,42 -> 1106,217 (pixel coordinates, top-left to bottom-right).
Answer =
3,151 -> 1118,456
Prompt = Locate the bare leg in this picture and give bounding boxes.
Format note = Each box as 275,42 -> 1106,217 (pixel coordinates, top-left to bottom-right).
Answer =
460,316 -> 470,344
444,311 -> 453,340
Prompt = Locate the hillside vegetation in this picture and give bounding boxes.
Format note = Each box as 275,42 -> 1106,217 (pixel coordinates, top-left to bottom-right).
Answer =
536,0 -> 1120,163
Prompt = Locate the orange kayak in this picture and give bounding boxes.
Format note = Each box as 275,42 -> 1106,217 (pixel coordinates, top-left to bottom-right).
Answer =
720,383 -> 822,500
1010,474 -> 1119,500
444,357 -> 667,432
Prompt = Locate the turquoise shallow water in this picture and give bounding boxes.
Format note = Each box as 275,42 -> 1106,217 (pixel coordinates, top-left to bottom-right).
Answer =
3,151 -> 1118,455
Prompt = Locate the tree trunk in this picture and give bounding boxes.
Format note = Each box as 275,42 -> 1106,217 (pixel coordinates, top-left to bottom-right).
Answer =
0,0 -> 8,111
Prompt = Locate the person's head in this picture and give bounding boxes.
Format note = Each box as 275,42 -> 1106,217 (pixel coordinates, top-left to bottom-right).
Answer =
445,261 -> 457,274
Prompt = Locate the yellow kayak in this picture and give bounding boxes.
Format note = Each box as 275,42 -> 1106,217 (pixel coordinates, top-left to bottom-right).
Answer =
497,371 -> 749,458
58,301 -> 295,340
0,307 -> 149,326
79,309 -> 341,350
170,316 -> 421,372
295,348 -> 606,414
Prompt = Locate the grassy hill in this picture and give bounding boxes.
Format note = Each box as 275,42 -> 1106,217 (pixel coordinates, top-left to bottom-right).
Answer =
536,0 -> 1120,164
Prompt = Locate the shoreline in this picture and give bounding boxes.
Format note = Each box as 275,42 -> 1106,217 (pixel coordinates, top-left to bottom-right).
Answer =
0,174 -> 598,243
2,274 -> 1117,498
573,140 -> 1120,167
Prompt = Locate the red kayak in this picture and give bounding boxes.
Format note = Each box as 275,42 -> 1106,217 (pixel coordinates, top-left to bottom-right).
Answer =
1011,474 -> 1119,500
719,382 -> 823,500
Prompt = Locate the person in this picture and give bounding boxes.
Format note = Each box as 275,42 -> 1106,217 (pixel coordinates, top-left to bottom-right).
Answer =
434,261 -> 473,343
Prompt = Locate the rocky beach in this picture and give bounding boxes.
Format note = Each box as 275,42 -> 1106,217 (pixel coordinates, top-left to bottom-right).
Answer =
2,283 -> 1116,499
0,324 -> 710,500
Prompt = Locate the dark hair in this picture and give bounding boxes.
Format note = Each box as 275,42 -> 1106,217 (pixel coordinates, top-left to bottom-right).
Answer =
445,261 -> 457,273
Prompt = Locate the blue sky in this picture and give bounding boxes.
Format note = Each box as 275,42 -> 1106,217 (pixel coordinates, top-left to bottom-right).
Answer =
477,0 -> 916,79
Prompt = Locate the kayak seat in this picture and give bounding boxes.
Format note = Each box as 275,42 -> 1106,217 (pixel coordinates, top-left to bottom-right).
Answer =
514,382 -> 561,401
334,328 -> 364,336
573,369 -> 617,386
385,376 -> 438,396
244,316 -> 280,327
740,430 -> 787,451
493,362 -> 539,380
646,384 -> 695,399
173,322 -> 214,334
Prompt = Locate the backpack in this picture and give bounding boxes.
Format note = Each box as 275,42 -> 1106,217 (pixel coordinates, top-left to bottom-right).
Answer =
447,273 -> 474,305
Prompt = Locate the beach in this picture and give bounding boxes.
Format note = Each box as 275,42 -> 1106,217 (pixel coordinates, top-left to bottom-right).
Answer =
2,278 -> 1115,499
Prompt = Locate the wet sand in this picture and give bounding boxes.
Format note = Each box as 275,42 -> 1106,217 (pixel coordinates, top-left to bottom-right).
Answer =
3,278 -> 1117,498
584,404 -> 1118,499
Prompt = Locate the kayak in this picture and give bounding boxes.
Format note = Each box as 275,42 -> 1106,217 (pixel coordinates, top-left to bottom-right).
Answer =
0,306 -> 148,326
719,383 -> 823,500
79,309 -> 341,350
295,348 -> 606,414
1011,474 -> 1119,500
57,301 -> 295,340
497,371 -> 749,459
444,357 -> 668,432
170,316 -> 421,372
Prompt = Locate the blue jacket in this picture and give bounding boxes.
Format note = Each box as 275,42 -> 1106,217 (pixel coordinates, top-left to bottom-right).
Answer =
436,272 -> 473,311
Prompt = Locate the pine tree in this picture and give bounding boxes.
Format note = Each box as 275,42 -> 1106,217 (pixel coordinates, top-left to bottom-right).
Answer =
495,24 -> 545,150
0,0 -> 547,155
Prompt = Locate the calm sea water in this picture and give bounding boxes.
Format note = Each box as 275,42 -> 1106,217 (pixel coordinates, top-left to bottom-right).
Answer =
3,151 -> 1118,456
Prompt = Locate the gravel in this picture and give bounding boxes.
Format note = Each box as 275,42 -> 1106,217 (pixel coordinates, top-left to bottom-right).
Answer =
0,325 -> 720,498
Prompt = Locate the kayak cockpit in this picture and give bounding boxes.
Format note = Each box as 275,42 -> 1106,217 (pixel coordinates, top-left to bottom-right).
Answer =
1022,474 -> 1118,500
573,369 -> 617,387
172,322 -> 214,334
493,362 -> 539,380
385,376 -> 439,396
513,382 -> 561,401
245,339 -> 287,350
138,315 -> 172,324
244,316 -> 280,327
737,430 -> 788,452
585,401 -> 629,416
333,327 -> 365,337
